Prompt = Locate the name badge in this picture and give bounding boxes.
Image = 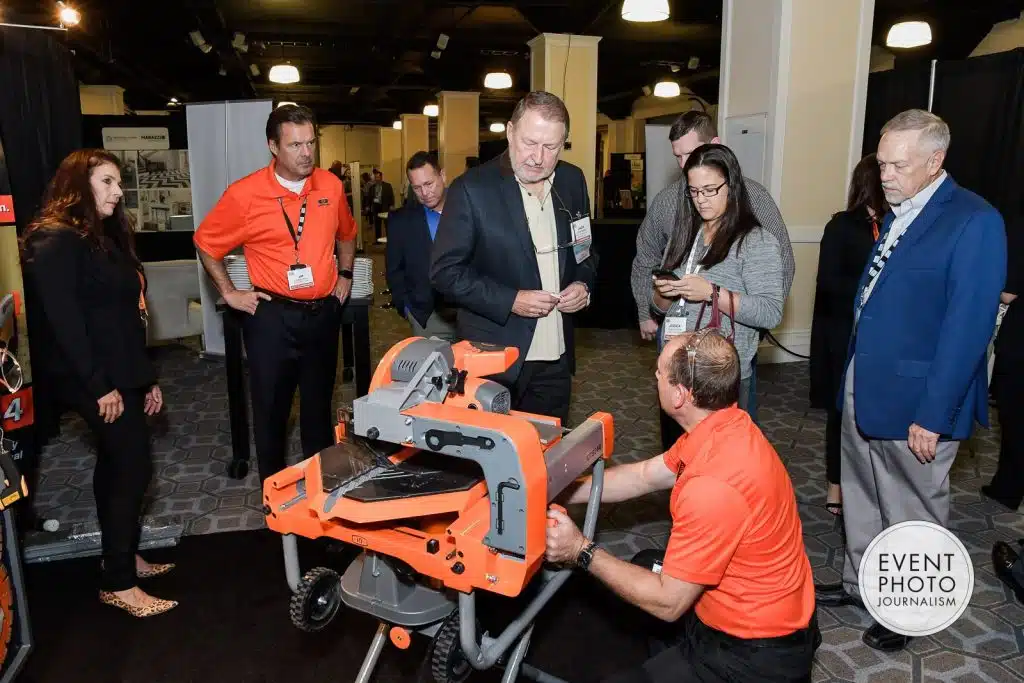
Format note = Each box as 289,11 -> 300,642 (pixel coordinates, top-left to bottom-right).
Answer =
570,216 -> 592,264
663,315 -> 688,339
287,263 -> 315,291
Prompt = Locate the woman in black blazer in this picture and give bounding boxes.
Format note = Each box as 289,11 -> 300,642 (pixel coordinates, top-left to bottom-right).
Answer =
809,154 -> 888,516
21,149 -> 177,617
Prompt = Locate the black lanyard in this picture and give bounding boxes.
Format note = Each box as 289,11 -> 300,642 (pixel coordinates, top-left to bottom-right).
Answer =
278,196 -> 308,256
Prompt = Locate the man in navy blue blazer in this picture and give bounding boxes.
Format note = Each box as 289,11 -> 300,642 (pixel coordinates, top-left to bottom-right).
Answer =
815,110 -> 1007,652
385,151 -> 457,341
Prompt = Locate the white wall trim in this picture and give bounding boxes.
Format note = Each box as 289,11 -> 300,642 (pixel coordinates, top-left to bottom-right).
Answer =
846,0 -> 876,184
759,327 -> 811,364
767,0 -> 793,203
788,224 -> 826,243
717,0 -> 734,128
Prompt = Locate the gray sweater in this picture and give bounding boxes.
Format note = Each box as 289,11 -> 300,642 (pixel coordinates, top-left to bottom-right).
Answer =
654,227 -> 785,380
632,176 -> 795,324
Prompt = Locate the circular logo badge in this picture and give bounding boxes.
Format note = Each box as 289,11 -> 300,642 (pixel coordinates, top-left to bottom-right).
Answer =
859,521 -> 974,636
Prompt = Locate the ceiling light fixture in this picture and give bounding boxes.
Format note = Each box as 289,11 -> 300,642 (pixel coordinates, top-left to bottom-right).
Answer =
621,0 -> 669,23
393,121 -> 402,130
57,2 -> 80,27
489,122 -> 506,133
484,72 -> 513,89
653,80 -> 680,98
277,101 -> 297,108
886,21 -> 932,48
269,64 -> 300,84
423,104 -> 439,117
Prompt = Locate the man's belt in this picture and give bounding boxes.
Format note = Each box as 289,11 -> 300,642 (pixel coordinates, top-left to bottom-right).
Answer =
255,287 -> 335,311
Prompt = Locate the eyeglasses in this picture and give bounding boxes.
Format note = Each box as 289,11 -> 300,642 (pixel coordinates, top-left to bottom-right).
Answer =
686,182 -> 727,198
684,328 -> 717,389
0,347 -> 23,395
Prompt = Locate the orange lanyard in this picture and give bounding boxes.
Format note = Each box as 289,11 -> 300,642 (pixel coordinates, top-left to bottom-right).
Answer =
137,271 -> 148,315
871,219 -> 879,242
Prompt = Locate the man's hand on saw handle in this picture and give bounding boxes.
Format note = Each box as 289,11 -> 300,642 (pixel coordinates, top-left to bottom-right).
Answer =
545,504 -> 588,565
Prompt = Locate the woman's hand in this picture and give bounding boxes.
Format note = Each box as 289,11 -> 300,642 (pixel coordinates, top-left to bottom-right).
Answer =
97,390 -> 124,423
652,277 -> 685,300
144,385 -> 163,415
677,275 -> 715,302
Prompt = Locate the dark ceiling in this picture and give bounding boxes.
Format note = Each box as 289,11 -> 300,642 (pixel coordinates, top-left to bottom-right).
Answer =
2,0 -> 1023,128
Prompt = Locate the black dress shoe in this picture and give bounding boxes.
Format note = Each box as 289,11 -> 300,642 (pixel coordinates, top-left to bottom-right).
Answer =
992,541 -> 1024,604
815,582 -> 865,609
863,622 -> 911,651
981,485 -> 1022,511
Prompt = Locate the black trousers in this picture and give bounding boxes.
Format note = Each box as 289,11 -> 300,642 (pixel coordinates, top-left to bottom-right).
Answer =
987,356 -> 1024,506
242,295 -> 342,483
825,405 -> 842,485
59,384 -> 152,591
606,549 -> 820,683
510,353 -> 572,425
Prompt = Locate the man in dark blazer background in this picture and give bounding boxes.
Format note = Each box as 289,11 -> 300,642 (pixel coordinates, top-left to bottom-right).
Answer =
430,91 -> 597,424
385,151 -> 456,341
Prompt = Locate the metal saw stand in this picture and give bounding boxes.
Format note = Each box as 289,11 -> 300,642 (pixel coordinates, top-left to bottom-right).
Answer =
280,458 -> 605,683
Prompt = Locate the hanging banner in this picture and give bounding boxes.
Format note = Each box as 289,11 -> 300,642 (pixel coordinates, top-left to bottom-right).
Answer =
0,143 -> 12,225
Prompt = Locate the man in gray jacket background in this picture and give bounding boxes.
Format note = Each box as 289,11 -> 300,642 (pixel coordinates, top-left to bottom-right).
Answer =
630,110 -> 794,421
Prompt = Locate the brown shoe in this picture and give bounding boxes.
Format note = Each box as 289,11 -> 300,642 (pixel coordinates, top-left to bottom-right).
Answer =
99,591 -> 178,618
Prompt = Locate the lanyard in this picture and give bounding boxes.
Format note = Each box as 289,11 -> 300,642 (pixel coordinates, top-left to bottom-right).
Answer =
684,227 -> 704,275
278,196 -> 308,262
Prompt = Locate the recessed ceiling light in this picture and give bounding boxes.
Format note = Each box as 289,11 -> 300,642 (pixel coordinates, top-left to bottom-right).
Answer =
621,0 -> 669,23
423,104 -> 439,117
489,122 -> 506,133
269,64 -> 300,84
886,21 -> 932,48
393,121 -> 402,130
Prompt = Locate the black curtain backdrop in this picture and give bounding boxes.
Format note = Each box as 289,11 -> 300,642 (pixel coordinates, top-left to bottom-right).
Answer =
0,27 -> 83,452
932,48 -> 1024,239
0,27 -> 82,236
861,63 -> 932,158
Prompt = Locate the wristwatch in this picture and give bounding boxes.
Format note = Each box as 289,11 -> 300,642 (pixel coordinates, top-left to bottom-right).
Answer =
339,268 -> 353,279
575,541 -> 598,571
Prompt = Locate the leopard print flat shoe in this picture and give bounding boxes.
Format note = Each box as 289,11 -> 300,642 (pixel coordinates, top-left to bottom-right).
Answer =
99,591 -> 178,618
137,563 -> 175,579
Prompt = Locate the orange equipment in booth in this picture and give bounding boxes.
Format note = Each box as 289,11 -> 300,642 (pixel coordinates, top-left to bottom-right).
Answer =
264,337 -> 612,683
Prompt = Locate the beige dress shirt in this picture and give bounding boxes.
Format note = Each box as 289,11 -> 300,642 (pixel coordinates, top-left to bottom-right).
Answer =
518,175 -> 565,361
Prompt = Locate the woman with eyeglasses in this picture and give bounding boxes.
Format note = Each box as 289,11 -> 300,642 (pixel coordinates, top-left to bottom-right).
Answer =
20,149 -> 177,617
809,154 -> 888,517
651,144 -> 784,443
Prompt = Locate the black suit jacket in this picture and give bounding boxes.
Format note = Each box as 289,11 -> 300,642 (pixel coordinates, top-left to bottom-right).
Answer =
808,206 -> 877,409
386,203 -> 447,327
21,228 -> 157,403
430,151 -> 598,383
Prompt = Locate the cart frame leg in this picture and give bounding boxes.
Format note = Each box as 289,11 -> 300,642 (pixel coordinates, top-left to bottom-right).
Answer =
355,621 -> 390,683
283,533 -> 301,592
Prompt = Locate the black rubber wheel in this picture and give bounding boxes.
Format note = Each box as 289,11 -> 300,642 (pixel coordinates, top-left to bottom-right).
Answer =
289,567 -> 343,632
226,459 -> 249,480
430,610 -> 475,683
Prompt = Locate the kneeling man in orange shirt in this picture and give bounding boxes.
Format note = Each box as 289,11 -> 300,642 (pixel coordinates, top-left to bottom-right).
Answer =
547,329 -> 820,682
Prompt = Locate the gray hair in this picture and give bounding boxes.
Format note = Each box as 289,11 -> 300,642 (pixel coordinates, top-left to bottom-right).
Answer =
881,109 -> 951,154
510,91 -> 570,140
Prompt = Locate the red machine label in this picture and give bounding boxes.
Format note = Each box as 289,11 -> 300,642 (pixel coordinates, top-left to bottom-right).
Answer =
0,196 -> 13,225
1,387 -> 33,432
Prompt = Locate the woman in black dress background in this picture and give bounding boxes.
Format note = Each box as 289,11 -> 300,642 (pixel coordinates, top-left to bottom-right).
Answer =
809,154 -> 888,515
21,149 -> 177,617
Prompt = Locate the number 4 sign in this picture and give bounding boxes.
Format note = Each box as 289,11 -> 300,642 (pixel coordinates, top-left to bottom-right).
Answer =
1,387 -> 33,432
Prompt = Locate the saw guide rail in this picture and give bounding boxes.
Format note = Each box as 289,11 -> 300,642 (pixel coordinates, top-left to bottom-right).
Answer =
264,337 -> 613,683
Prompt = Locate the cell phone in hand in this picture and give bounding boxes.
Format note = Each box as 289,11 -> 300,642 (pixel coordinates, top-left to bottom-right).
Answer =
652,269 -> 680,280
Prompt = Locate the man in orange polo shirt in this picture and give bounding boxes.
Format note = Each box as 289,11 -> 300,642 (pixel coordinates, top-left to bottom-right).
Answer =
194,104 -> 357,483
547,329 -> 819,682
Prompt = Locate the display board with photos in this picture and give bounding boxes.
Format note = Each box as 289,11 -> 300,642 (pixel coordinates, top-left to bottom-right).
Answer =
105,132 -> 193,232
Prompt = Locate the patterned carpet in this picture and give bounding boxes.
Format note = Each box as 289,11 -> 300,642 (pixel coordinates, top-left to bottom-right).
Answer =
28,248 -> 1023,683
